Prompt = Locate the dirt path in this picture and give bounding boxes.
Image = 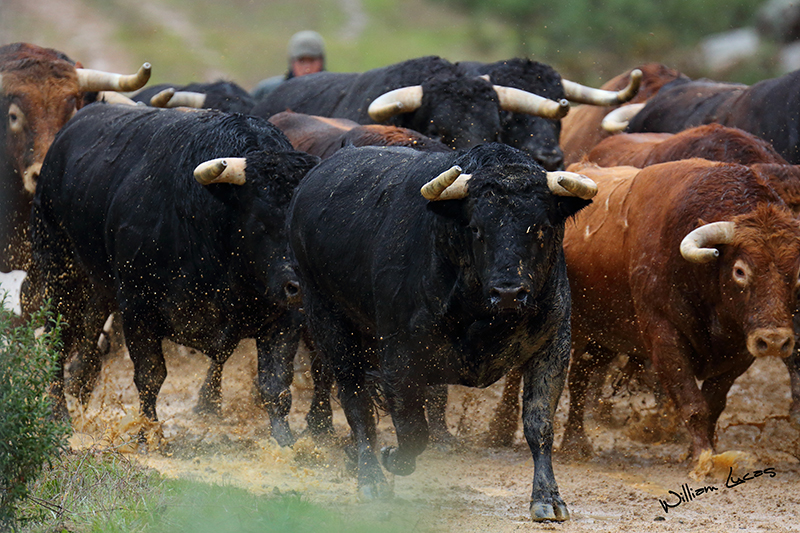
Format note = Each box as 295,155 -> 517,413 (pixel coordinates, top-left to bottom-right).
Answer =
69,341 -> 800,532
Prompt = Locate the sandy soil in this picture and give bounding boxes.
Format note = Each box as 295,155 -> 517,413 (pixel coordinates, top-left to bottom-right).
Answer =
66,338 -> 800,533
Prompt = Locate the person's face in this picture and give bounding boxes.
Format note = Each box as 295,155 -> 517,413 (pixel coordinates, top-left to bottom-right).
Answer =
292,56 -> 324,77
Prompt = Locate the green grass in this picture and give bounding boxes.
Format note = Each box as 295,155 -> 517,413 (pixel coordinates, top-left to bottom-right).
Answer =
16,449 -> 425,533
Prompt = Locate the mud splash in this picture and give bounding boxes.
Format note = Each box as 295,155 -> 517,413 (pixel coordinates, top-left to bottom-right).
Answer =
68,340 -> 800,532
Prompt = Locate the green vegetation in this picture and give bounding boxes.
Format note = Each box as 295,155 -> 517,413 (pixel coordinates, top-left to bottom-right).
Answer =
2,0 -> 786,89
0,300 -> 70,528
16,448 -> 419,533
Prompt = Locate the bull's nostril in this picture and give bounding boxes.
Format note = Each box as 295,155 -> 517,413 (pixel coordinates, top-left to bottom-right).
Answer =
284,280 -> 300,297
756,339 -> 768,352
490,286 -> 528,310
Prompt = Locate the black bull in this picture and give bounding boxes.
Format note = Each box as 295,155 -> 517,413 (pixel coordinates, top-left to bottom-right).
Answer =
250,55 -> 569,154
626,70 -> 800,164
287,143 -> 594,521
25,103 -> 318,445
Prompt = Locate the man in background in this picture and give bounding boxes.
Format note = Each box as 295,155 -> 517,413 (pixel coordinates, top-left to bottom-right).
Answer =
252,30 -> 325,101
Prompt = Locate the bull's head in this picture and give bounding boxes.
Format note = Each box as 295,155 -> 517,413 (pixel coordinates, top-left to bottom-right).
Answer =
420,145 -> 596,312
194,151 -> 318,308
1,43 -> 150,193
681,206 -> 800,358
367,76 -> 568,151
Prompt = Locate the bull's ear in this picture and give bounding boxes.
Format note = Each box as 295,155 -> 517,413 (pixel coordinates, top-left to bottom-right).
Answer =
426,198 -> 469,224
552,196 -> 592,223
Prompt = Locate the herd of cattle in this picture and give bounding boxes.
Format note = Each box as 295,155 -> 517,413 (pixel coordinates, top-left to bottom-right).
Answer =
3,40 -> 800,521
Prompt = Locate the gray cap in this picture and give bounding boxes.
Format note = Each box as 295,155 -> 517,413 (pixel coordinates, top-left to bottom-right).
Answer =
288,31 -> 325,60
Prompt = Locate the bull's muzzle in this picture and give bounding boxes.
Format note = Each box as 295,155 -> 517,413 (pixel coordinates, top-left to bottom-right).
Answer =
747,327 -> 795,358
490,285 -> 529,311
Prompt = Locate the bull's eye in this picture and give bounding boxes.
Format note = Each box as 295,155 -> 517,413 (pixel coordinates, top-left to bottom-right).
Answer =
469,224 -> 483,241
732,259 -> 750,287
8,103 -> 24,134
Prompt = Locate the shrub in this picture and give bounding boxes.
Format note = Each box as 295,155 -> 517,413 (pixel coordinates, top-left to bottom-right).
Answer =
0,299 -> 70,528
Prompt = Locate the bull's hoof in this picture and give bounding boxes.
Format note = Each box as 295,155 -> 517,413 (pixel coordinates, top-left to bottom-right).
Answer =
531,500 -> 569,522
357,480 -> 393,501
429,427 -> 458,451
559,429 -> 593,460
193,400 -> 222,417
306,411 -> 335,441
270,420 -> 296,447
380,446 -> 416,476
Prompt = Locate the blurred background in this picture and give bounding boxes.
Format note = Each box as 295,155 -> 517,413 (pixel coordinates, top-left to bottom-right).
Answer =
2,0 -> 800,95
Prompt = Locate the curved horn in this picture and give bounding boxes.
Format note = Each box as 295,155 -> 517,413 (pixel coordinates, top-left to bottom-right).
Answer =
368,86 -> 423,122
421,165 -> 472,201
494,85 -> 569,119
149,88 -> 175,107
97,91 -> 139,105
151,89 -> 207,108
562,68 -> 642,106
194,158 -> 247,186
77,62 -> 152,92
680,221 -> 735,263
546,171 -> 598,199
601,103 -> 646,133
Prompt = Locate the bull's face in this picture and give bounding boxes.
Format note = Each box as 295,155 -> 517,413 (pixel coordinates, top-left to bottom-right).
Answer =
2,70 -> 81,193
467,190 -> 564,312
426,147 -> 592,314
710,206 -> 800,358
411,77 -> 502,149
221,150 -> 317,308
498,112 -> 564,171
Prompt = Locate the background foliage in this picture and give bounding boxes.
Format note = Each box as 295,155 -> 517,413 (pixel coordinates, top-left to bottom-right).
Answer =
0,0 -> 785,89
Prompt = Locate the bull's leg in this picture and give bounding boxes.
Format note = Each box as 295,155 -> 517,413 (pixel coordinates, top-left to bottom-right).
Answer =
255,310 -> 303,447
487,366 -> 523,447
426,384 -> 456,446
646,323 -> 712,458
784,350 -> 800,428
380,375 -> 429,477
561,341 -> 615,458
196,347 -> 234,417
123,321 -> 166,422
304,295 -> 389,499
65,298 -> 113,404
306,341 -> 335,439
522,320 -> 570,522
701,358 -> 753,442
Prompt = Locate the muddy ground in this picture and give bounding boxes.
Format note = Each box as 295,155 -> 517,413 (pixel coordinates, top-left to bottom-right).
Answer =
66,338 -> 800,533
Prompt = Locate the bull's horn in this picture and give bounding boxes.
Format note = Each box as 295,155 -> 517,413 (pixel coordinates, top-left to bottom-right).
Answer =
97,91 -> 139,105
562,68 -> 642,106
0,73 -> 3,94
421,165 -> 472,201
494,85 -> 569,119
680,221 -> 735,263
151,89 -> 207,108
149,88 -> 176,107
601,103 -> 646,133
368,86 -> 423,122
194,157 -> 247,186
77,62 -> 152,92
546,171 -> 598,199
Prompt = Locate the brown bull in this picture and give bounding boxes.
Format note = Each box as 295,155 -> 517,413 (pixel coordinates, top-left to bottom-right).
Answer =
585,124 -> 788,168
560,159 -> 800,463
268,110 -> 451,159
486,124 -> 800,447
560,64 -> 687,166
0,42 -> 150,272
